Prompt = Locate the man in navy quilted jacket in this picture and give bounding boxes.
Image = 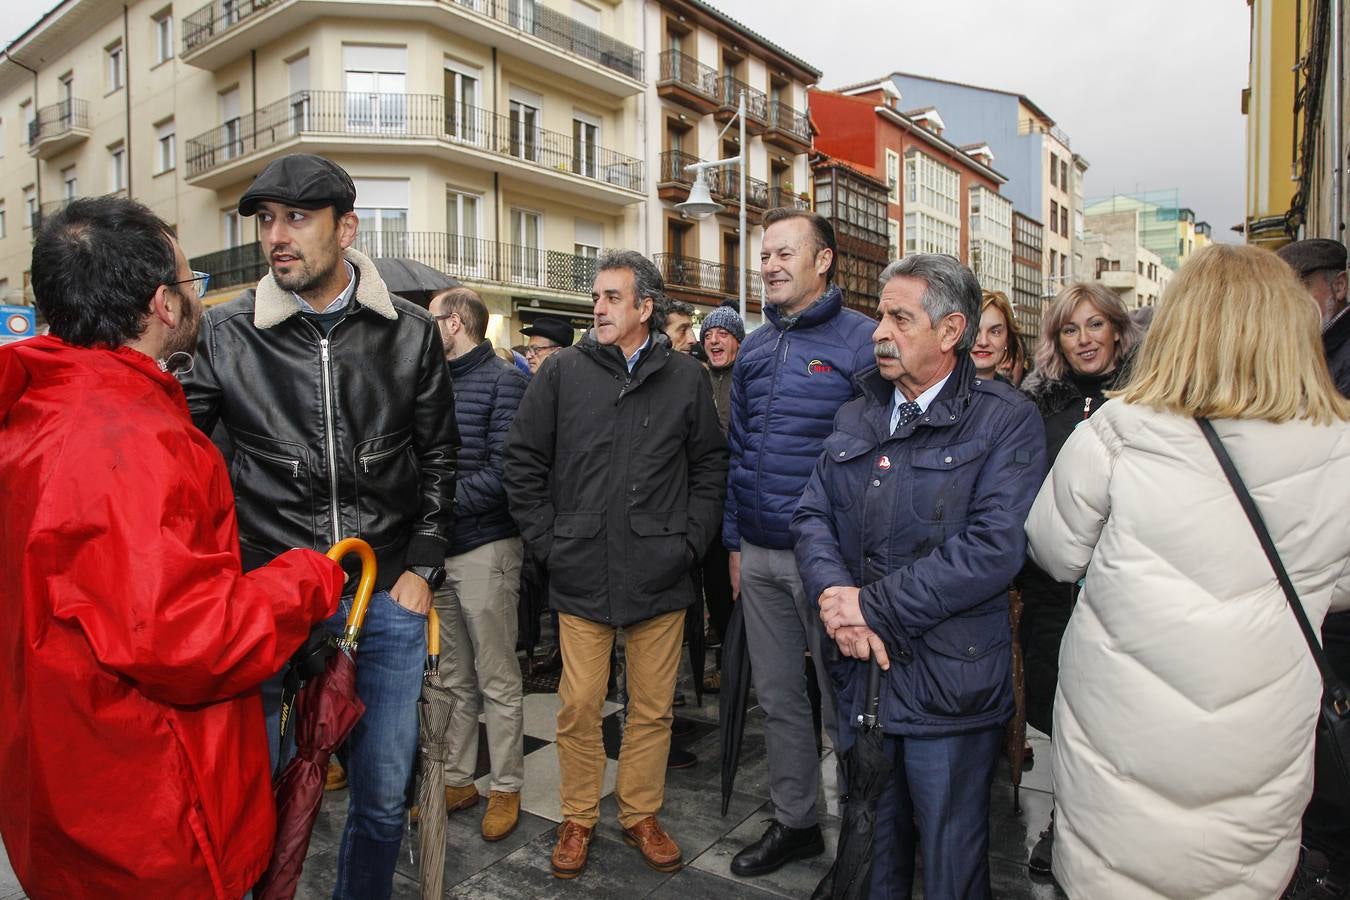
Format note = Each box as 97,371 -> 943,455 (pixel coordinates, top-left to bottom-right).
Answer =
726,208 -> 877,877
429,287 -> 529,841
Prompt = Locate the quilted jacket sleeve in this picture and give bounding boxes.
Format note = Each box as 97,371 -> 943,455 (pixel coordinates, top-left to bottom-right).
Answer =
503,355 -> 559,561
791,448 -> 858,610
37,433 -> 344,707
722,358 -> 747,551
859,400 -> 1048,647
454,365 -> 527,517
1025,414 -> 1117,584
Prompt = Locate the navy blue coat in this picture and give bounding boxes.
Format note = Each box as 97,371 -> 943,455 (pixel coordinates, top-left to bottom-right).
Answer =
724,285 -> 876,550
447,340 -> 527,556
791,357 -> 1046,737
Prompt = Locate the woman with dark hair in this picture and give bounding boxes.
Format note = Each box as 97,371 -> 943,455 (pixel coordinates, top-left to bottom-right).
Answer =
1019,281 -> 1142,876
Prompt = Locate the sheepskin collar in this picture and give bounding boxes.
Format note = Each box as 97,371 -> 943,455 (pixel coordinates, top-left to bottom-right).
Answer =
252,247 -> 397,329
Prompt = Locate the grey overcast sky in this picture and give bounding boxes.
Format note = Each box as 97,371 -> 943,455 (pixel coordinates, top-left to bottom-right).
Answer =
2,0 -> 1251,239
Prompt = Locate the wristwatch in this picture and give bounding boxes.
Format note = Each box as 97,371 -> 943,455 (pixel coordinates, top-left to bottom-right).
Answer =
407,564 -> 446,591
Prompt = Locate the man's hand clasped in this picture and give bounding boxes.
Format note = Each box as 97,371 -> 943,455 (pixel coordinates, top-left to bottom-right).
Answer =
818,586 -> 889,670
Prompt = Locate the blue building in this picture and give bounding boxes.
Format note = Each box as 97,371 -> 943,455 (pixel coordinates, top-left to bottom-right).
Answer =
838,71 -> 1085,289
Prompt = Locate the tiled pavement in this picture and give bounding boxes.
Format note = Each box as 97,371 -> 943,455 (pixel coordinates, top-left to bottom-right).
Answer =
1,655 -> 1067,900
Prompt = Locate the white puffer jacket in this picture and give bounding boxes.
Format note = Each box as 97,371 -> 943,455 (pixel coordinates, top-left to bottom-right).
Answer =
1026,400 -> 1350,900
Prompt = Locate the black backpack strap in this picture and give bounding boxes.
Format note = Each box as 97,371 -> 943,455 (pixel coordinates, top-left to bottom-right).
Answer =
1196,417 -> 1350,711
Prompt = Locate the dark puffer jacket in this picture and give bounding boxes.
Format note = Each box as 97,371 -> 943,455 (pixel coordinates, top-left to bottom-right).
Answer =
447,340 -> 528,556
792,358 -> 1046,737
502,332 -> 727,626
1017,354 -> 1133,735
724,285 -> 876,550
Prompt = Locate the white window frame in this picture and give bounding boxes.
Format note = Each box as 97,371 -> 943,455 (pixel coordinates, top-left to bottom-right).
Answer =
0,202 -> 7,239
61,165 -> 78,202
446,189 -> 483,276
885,149 -> 900,204
444,59 -> 483,145
352,176 -> 410,258
108,142 -> 126,192
106,41 -> 124,93
155,119 -> 176,174
508,207 -> 543,285
572,110 -> 600,179
23,187 -> 37,230
223,209 -> 243,249
154,10 -> 174,65
508,89 -> 542,164
344,45 -> 408,134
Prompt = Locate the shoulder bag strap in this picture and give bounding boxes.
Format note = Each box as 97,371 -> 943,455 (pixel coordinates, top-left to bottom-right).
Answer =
1196,417 -> 1345,691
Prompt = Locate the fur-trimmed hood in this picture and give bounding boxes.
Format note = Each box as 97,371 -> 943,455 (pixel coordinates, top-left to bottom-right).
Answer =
252,247 -> 397,329
1022,348 -> 1136,418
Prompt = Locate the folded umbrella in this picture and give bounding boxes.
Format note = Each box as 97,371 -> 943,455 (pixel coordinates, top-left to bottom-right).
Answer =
685,572 -> 707,706
813,659 -> 888,900
718,600 -> 753,816
1005,588 -> 1028,814
416,609 -> 454,900
256,538 -> 378,900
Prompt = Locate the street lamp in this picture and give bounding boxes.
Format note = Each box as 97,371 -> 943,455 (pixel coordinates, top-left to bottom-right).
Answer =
675,90 -> 747,323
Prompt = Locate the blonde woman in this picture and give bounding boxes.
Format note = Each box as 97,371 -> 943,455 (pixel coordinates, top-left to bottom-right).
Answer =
1025,244 -> 1350,899
973,290 -> 1026,385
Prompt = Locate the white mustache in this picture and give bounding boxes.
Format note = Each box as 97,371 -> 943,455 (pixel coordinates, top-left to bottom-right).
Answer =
874,341 -> 900,360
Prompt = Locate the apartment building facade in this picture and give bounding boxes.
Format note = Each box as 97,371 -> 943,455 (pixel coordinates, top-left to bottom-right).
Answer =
810,155 -> 888,315
1082,208 -> 1173,310
1011,210 -> 1044,347
0,0 -> 649,348
645,0 -> 817,323
840,72 -> 1080,297
810,86 -> 1013,298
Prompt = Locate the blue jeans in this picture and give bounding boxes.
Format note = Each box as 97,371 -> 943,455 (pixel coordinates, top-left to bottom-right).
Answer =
263,589 -> 426,900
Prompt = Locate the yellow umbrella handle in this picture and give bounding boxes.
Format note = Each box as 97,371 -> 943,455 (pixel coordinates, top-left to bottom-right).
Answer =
326,537 -> 377,647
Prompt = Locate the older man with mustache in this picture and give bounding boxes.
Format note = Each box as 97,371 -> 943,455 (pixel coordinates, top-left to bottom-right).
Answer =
793,254 -> 1045,899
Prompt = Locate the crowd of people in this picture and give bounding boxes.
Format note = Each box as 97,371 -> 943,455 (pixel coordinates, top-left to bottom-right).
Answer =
1,150 -> 1348,900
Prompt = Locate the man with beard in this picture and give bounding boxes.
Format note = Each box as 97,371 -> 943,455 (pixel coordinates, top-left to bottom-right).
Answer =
0,196 -> 345,899
183,154 -> 458,900
663,299 -> 697,353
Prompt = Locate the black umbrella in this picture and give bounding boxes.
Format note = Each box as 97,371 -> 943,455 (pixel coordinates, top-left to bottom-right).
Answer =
812,660 -> 888,900
372,258 -> 459,308
685,570 -> 706,706
718,600 -> 753,816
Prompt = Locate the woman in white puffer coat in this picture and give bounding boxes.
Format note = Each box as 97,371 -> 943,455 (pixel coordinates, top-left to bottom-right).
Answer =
1025,243 -> 1350,900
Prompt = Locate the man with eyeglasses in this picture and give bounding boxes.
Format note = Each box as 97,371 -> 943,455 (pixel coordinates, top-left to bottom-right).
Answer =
0,195 -> 345,899
521,314 -> 574,374
182,153 -> 458,900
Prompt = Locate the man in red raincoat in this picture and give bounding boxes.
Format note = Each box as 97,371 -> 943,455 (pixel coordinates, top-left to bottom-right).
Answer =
0,197 -> 345,899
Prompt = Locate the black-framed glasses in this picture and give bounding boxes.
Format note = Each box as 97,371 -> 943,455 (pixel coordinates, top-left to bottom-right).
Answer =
431,311 -> 459,323
169,271 -> 211,299
524,344 -> 560,357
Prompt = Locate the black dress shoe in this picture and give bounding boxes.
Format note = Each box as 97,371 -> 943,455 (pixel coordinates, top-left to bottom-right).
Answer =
671,716 -> 696,738
666,747 -> 698,769
731,820 -> 824,877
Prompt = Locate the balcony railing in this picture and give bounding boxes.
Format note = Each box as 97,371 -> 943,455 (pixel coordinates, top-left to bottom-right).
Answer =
766,100 -> 810,144
183,0 -> 643,80
709,166 -> 770,210
717,76 -> 768,123
191,232 -> 601,296
768,187 -> 810,210
657,50 -> 719,98
28,98 -> 89,146
185,91 -> 644,192
658,150 -> 700,185
654,253 -> 762,301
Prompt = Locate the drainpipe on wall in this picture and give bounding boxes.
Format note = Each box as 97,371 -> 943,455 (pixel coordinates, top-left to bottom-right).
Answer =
1333,0 -> 1344,239
3,50 -> 40,212
493,47 -> 501,251
124,6 -> 133,198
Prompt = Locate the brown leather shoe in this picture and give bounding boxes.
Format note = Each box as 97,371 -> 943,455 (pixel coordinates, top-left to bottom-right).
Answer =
551,820 -> 593,879
481,791 -> 520,842
622,816 -> 682,872
323,759 -> 347,791
445,783 -> 480,814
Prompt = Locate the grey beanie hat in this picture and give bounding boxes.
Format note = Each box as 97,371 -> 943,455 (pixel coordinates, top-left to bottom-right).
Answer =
701,303 -> 745,342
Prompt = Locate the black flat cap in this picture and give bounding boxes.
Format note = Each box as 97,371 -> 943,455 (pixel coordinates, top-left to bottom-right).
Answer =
521,315 -> 575,347
1277,239 -> 1347,276
238,154 -> 357,217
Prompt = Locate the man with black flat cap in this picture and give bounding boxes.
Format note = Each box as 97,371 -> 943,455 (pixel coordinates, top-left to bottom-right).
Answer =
182,153 -> 459,900
521,314 -> 575,374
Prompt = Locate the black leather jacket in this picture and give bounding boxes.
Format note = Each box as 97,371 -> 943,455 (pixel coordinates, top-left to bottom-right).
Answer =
184,250 -> 458,591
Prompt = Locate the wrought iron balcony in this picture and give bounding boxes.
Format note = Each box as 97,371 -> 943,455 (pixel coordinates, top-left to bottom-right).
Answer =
192,232 -> 602,297
182,0 -> 642,82
653,253 -> 762,302
184,91 -> 644,194
27,98 -> 90,158
656,50 -> 719,114
765,100 -> 811,152
715,76 -> 768,128
768,187 -> 810,210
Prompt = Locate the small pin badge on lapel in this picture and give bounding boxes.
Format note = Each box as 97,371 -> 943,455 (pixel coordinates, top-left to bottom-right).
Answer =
878,455 -> 892,470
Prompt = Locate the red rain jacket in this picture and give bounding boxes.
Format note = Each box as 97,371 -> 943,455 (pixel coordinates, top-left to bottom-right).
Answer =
0,336 -> 344,899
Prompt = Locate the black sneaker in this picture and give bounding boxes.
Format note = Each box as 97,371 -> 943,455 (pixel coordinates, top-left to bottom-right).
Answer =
1028,813 -> 1054,876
